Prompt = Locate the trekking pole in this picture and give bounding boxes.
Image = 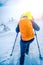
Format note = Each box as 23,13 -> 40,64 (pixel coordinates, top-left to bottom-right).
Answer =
10,33 -> 18,56
34,30 -> 42,60
0,33 -> 18,63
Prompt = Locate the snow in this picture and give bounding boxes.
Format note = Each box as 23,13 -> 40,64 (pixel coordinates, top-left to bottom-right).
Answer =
0,0 -> 43,65
0,19 -> 43,65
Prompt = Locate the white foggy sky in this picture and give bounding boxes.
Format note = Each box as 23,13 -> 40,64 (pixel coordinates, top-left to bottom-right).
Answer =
0,0 -> 43,22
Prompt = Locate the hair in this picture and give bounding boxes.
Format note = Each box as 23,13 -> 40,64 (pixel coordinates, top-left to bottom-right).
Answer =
20,15 -> 28,20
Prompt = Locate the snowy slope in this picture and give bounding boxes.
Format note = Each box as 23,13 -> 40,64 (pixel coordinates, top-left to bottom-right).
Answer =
0,0 -> 43,65
0,19 -> 43,65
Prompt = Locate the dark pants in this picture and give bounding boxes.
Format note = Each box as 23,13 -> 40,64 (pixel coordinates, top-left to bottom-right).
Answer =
20,38 -> 34,65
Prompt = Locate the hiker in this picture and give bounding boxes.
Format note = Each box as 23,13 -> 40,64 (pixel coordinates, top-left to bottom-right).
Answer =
16,12 -> 40,65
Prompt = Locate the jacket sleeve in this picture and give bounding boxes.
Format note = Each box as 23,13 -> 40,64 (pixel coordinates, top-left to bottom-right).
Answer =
31,20 -> 40,31
16,24 -> 20,33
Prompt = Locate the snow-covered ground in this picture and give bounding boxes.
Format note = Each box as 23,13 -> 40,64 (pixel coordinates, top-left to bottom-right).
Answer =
0,19 -> 43,65
0,0 -> 43,65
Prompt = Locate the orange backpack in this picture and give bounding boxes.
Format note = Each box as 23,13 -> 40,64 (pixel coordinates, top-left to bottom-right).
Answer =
19,18 -> 34,41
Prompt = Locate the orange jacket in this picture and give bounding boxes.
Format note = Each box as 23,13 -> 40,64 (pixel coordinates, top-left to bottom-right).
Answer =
19,18 -> 34,41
